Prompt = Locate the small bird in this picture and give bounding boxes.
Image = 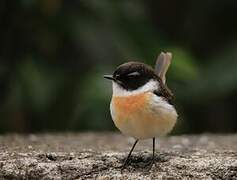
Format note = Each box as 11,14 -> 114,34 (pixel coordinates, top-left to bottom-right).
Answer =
104,52 -> 178,168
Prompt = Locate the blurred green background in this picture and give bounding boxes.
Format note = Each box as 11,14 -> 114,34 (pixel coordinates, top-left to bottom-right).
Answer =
0,0 -> 237,134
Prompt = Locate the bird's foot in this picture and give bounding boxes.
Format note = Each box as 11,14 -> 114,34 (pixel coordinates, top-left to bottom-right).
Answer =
145,156 -> 155,171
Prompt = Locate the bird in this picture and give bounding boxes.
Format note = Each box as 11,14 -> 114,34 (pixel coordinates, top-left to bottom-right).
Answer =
104,52 -> 178,169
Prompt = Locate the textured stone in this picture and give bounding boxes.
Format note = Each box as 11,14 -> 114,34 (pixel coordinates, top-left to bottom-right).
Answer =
0,133 -> 236,179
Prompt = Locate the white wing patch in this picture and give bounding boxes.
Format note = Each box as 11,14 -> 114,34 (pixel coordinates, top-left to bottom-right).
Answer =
149,93 -> 178,124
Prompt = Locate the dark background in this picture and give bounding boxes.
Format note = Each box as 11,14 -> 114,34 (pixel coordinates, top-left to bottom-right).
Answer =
0,0 -> 237,134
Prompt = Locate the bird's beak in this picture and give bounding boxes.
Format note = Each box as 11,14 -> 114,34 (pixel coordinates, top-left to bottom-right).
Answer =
103,75 -> 115,81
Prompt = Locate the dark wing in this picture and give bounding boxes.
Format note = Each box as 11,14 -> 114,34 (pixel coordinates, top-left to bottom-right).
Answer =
153,78 -> 174,105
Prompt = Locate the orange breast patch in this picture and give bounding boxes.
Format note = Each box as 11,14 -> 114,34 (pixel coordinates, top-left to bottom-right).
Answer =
111,92 -> 177,139
112,93 -> 148,115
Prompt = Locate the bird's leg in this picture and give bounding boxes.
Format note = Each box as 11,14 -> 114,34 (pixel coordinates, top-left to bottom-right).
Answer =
146,137 -> 156,169
152,137 -> 155,164
122,139 -> 138,169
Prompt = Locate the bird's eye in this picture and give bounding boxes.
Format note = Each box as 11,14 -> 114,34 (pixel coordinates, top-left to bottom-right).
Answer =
127,71 -> 140,77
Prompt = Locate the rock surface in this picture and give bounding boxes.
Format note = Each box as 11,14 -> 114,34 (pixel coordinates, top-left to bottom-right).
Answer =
0,133 -> 237,179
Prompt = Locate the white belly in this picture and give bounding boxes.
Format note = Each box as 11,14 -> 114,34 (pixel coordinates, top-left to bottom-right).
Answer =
110,92 -> 177,139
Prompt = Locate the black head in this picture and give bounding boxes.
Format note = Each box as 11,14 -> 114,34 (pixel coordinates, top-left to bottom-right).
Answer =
104,62 -> 159,91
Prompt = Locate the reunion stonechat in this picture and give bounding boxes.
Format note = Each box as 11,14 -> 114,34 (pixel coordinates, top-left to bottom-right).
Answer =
104,52 -> 178,168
